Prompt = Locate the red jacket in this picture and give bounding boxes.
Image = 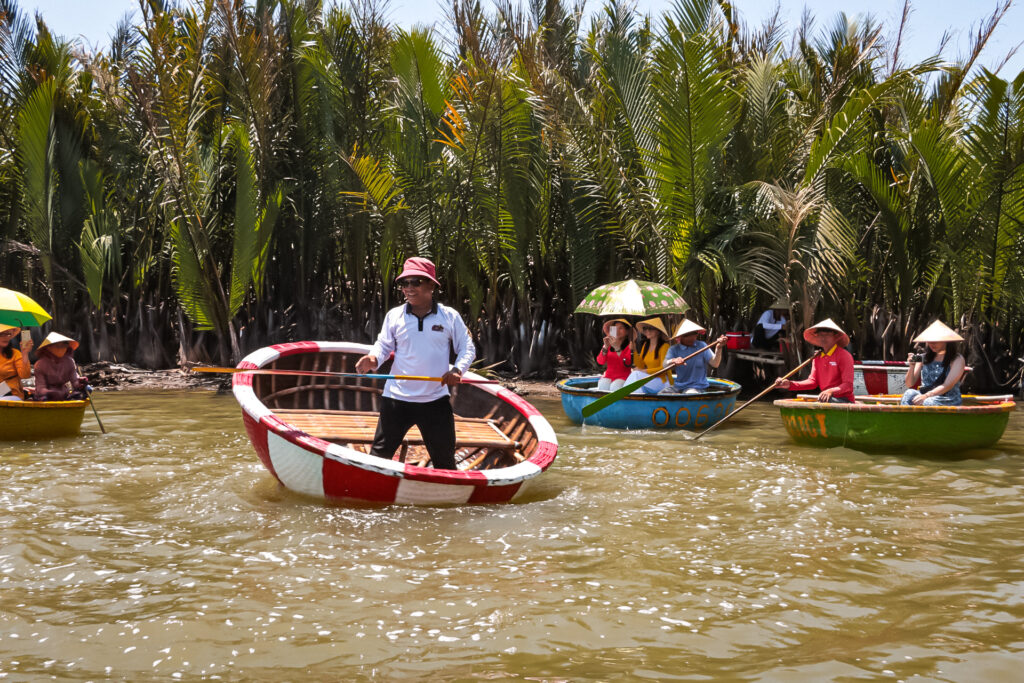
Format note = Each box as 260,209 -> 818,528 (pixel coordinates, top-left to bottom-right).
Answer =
788,346 -> 855,401
597,346 -> 632,381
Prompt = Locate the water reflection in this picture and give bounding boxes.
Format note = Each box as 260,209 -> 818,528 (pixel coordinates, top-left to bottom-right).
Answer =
0,390 -> 1022,679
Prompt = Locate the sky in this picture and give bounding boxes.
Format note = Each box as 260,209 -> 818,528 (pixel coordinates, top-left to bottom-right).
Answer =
23,0 -> 1024,77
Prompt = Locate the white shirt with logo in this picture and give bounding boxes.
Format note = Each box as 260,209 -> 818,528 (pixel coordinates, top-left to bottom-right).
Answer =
370,302 -> 476,402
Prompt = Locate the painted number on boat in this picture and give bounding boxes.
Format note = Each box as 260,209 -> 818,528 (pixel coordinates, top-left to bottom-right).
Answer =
783,412 -> 829,438
652,402 -> 726,428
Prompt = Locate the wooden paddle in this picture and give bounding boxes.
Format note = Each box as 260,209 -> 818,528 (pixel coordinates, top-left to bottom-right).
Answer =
692,349 -> 822,440
582,339 -> 725,418
188,366 -> 499,384
76,363 -> 106,434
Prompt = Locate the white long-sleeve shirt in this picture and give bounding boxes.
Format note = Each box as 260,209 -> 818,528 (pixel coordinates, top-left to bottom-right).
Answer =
370,301 -> 476,402
756,309 -> 786,339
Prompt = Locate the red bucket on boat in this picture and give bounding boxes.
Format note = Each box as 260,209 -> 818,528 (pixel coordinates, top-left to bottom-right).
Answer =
726,332 -> 751,350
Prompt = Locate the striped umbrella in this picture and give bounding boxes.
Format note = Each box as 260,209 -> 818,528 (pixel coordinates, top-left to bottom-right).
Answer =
574,279 -> 688,316
0,287 -> 52,327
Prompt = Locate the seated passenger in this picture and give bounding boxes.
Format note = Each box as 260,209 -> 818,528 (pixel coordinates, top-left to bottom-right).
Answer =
624,317 -> 671,394
662,319 -> 727,394
900,321 -> 965,406
0,324 -> 33,401
752,298 -> 788,350
33,332 -> 87,401
597,318 -> 633,391
774,318 -> 854,403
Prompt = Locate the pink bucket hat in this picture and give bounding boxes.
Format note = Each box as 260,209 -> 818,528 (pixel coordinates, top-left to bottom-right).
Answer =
396,257 -> 440,285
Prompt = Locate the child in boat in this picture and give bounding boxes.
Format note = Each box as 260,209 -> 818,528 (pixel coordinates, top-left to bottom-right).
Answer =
625,317 -> 672,394
33,332 -> 88,401
0,324 -> 33,401
596,318 -> 633,391
662,319 -> 727,394
774,318 -> 855,402
900,321 -> 965,406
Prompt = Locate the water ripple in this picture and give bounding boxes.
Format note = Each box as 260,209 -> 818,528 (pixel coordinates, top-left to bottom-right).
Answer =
0,391 -> 1022,679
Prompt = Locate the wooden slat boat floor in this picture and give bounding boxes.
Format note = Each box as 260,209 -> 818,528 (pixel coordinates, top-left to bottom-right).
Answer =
271,409 -> 517,450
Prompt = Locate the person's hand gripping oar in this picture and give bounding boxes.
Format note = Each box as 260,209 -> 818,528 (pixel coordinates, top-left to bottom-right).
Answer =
692,348 -> 824,440
582,339 -> 726,418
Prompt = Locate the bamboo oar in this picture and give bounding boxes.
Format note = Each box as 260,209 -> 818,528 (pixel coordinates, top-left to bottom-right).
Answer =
187,366 -> 499,384
76,363 -> 106,434
582,339 -> 725,418
692,349 -> 823,440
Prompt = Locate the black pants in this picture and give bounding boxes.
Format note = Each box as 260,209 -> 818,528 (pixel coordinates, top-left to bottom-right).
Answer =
371,396 -> 457,470
752,324 -> 779,350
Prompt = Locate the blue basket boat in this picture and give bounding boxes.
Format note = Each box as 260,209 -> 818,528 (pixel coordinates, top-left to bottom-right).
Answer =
556,376 -> 742,430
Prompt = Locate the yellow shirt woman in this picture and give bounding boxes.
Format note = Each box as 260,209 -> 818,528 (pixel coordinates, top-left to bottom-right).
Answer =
633,339 -> 670,378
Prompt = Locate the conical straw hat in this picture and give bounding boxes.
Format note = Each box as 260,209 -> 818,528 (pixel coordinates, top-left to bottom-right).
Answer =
636,317 -> 669,338
38,331 -> 79,352
770,296 -> 790,309
803,318 -> 850,348
0,323 -> 18,334
672,318 -> 707,338
601,318 -> 633,336
912,320 -> 963,343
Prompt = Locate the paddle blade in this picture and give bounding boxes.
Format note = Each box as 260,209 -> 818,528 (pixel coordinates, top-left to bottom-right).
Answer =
582,372 -> 662,418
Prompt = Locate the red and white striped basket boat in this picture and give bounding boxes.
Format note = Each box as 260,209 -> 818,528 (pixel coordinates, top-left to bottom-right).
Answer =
232,342 -> 558,505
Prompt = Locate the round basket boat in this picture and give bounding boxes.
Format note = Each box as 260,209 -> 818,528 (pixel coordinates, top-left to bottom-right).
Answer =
556,376 -> 741,430
774,396 -> 1016,453
232,342 -> 558,505
0,398 -> 90,440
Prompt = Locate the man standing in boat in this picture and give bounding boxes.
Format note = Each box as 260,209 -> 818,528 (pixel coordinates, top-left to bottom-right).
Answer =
355,257 -> 476,470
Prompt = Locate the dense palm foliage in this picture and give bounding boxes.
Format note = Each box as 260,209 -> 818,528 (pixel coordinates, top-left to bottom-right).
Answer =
1,0 -> 1023,388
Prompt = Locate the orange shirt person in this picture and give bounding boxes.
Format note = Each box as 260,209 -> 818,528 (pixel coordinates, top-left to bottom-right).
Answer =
0,324 -> 34,400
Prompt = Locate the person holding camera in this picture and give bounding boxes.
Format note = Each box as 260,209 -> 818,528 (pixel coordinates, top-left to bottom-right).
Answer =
900,321 -> 965,406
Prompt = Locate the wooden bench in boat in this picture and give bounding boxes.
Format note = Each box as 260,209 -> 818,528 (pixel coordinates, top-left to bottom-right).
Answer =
271,409 -> 520,453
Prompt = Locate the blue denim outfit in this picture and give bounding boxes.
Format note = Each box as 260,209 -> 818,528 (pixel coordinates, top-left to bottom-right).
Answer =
900,360 -> 962,406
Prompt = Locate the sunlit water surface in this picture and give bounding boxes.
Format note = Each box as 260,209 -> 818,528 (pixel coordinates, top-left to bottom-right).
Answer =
1,390 -> 1023,680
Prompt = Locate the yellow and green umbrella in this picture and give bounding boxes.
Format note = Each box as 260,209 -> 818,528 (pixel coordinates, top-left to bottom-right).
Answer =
574,279 -> 687,316
0,287 -> 52,327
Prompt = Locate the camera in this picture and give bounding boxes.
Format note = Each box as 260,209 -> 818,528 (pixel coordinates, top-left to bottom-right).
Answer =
910,354 -> 924,363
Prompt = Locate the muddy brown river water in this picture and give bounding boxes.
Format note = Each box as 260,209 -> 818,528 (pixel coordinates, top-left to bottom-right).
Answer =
1,390 -> 1022,680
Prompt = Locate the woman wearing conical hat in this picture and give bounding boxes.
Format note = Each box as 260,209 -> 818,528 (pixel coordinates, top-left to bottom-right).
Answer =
661,319 -> 728,394
752,297 -> 789,350
33,332 -> 88,401
774,318 -> 855,402
0,324 -> 33,401
624,317 -> 672,394
900,321 -> 965,406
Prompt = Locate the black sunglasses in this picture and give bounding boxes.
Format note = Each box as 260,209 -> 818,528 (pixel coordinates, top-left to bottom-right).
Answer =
397,277 -> 427,288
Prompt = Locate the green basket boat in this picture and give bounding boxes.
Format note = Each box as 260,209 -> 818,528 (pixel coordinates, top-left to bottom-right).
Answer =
774,396 -> 1016,453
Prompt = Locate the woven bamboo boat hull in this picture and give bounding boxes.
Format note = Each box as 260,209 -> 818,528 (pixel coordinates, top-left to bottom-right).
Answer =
774,397 -> 1015,452
0,399 -> 89,440
853,362 -> 909,395
557,376 -> 741,430
232,342 -> 558,505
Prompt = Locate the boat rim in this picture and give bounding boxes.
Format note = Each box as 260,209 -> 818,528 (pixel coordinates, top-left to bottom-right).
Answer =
0,398 -> 90,408
774,397 -> 1015,414
556,375 -> 741,399
232,341 -> 558,486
